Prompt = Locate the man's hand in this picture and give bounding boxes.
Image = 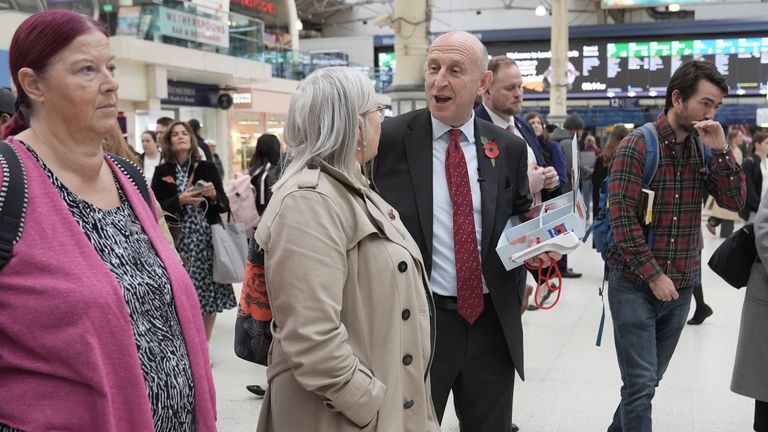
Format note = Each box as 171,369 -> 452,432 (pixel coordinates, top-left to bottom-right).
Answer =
649,274 -> 678,302
528,165 -> 546,194
520,284 -> 534,314
692,120 -> 726,151
542,166 -> 559,190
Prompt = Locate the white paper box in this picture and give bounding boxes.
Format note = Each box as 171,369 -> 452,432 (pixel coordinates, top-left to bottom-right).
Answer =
495,133 -> 588,270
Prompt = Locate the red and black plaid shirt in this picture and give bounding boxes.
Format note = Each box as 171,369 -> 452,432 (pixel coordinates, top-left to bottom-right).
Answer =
608,114 -> 745,290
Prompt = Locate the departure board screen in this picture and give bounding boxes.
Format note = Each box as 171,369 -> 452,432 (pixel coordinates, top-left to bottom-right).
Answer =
488,35 -> 768,99
601,0 -> 718,8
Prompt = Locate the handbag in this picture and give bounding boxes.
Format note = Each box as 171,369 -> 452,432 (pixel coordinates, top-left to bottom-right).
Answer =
211,211 -> 248,284
708,222 -> 758,289
234,238 -> 272,366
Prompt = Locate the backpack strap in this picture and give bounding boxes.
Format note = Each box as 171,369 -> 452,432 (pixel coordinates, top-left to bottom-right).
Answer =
693,135 -> 713,175
637,122 -> 659,188
0,141 -> 27,270
107,154 -> 153,211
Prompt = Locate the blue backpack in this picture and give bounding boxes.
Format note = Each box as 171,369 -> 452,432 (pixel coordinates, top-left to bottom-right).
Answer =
585,122 -> 713,261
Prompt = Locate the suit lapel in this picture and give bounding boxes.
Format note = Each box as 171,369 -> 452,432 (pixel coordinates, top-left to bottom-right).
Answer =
404,111 -> 434,260
474,118 -> 500,259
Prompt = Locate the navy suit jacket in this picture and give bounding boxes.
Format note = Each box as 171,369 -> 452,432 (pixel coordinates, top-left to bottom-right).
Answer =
475,104 -> 565,199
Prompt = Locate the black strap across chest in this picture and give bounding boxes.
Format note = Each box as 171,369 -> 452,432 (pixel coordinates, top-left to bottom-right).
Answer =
0,141 -> 152,270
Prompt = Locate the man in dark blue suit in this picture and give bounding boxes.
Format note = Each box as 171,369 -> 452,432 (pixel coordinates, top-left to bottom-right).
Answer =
475,56 -> 565,203
476,56 -> 581,279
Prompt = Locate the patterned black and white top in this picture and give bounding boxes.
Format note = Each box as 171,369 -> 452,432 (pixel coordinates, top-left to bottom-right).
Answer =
0,146 -> 196,432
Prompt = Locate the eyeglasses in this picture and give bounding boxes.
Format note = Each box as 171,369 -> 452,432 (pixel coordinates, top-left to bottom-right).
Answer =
360,105 -> 387,121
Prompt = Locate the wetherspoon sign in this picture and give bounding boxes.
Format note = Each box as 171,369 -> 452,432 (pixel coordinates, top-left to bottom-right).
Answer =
155,7 -> 229,48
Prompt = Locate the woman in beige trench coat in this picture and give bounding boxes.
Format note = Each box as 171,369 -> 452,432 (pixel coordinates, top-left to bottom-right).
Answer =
254,67 -> 441,432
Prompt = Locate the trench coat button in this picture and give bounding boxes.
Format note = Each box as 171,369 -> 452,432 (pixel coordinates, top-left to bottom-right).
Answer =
398,261 -> 408,272
388,208 -> 396,220
401,309 -> 411,320
402,354 -> 413,365
324,401 -> 334,409
403,399 -> 415,409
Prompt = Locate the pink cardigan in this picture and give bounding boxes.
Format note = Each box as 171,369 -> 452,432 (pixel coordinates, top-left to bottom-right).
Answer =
0,138 -> 217,431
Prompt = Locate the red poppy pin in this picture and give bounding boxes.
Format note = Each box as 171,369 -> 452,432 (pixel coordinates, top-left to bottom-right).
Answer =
162,175 -> 175,184
481,136 -> 499,167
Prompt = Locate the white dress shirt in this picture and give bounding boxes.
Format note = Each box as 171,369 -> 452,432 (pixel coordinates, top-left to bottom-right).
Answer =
430,113 -> 488,296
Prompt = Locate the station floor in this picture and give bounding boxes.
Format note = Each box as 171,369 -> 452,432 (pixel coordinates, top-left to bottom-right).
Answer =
210,221 -> 755,431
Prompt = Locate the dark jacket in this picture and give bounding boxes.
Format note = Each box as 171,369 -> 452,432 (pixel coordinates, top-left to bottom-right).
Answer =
740,153 -> 763,220
195,134 -> 213,161
374,108 -> 532,379
474,104 -> 564,199
151,160 -> 229,225
592,155 -> 610,214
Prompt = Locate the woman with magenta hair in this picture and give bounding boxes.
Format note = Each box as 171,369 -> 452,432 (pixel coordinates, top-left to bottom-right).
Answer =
0,10 -> 216,432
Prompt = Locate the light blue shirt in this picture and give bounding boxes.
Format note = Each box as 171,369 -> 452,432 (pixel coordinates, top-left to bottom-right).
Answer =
430,113 -> 488,296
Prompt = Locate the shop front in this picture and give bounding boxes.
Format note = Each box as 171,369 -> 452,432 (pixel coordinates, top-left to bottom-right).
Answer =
227,87 -> 291,175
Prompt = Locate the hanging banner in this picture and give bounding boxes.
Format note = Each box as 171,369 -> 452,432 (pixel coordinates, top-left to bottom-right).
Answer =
155,6 -> 229,48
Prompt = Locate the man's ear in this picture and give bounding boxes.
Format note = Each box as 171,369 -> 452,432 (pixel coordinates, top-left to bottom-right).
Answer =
17,67 -> 44,105
671,89 -> 682,108
478,70 -> 492,96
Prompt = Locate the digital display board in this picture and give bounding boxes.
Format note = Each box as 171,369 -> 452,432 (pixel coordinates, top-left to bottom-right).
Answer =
488,35 -> 768,99
601,0 -> 719,8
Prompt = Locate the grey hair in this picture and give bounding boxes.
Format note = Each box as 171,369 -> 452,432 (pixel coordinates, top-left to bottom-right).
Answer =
273,66 -> 375,192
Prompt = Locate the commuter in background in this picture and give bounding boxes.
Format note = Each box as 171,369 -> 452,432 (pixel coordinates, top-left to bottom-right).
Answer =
139,130 -> 162,183
188,118 -> 212,161
706,128 -> 745,235
475,56 -> 561,206
206,139 -> 225,178
731,190 -> 768,432
254,67 -> 439,432
0,87 -> 16,125
152,120 -> 236,344
155,116 -> 173,144
579,134 -> 600,220
248,133 -> 282,215
524,110 -> 569,191
0,10 -> 215,431
242,132 -> 282,397
606,60 -> 744,432
739,131 -> 768,222
550,113 -> 585,278
550,113 -> 585,191
592,125 -> 628,219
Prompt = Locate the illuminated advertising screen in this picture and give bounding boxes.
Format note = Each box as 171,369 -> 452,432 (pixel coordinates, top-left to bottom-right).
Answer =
601,0 -> 719,8
488,35 -> 768,99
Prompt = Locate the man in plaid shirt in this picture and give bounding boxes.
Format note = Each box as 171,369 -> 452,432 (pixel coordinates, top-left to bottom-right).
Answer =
606,60 -> 745,432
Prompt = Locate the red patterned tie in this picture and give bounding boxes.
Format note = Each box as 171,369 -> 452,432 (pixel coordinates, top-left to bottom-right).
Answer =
445,128 -> 484,324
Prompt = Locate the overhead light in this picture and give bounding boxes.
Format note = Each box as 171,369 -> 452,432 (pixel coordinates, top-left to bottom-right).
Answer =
535,5 -> 547,16
296,20 -> 303,31
624,123 -> 635,129
668,3 -> 681,12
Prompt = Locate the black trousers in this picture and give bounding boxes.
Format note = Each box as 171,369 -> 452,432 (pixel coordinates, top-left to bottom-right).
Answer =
430,294 -> 516,432
756,399 -> 768,432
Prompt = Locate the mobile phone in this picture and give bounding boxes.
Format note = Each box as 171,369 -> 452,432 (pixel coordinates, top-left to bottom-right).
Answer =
191,180 -> 207,190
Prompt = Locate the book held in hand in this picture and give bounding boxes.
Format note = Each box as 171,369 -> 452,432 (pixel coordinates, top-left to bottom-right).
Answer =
636,188 -> 655,225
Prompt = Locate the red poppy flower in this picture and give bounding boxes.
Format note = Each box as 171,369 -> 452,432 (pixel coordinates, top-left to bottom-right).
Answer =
162,175 -> 175,184
484,141 -> 499,158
